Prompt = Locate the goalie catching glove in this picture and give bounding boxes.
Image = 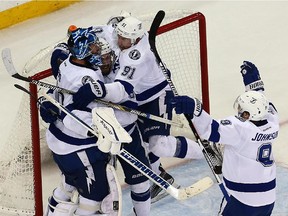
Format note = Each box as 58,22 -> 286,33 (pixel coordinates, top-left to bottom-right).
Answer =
171,96 -> 203,119
92,107 -> 132,154
240,61 -> 264,91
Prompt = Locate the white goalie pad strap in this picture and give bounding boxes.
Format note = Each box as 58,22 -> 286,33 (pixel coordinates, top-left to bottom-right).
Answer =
101,164 -> 122,215
92,107 -> 132,143
245,80 -> 264,91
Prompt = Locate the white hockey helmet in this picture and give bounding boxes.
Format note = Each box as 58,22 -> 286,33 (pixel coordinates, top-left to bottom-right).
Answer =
115,16 -> 145,44
233,91 -> 269,121
98,38 -> 111,55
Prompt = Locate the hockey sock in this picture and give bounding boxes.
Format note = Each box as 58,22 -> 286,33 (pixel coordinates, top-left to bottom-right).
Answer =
148,152 -> 161,175
130,181 -> 151,216
174,136 -> 203,159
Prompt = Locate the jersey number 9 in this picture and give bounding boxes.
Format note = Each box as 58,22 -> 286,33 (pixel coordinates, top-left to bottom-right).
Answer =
257,143 -> 274,167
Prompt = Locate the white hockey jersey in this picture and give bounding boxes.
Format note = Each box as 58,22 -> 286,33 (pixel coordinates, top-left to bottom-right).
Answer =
192,103 -> 279,207
46,57 -> 103,155
103,33 -> 170,106
46,57 -> 137,155
92,24 -> 120,56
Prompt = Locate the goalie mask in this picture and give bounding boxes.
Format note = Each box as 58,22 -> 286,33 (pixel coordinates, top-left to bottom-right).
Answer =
68,27 -> 102,66
115,16 -> 145,44
233,91 -> 269,121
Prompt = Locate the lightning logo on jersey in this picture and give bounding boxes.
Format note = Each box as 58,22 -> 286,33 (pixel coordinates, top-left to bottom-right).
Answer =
128,49 -> 141,60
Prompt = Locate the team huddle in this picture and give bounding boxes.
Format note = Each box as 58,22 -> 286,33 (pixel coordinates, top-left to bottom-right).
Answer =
39,11 -> 279,216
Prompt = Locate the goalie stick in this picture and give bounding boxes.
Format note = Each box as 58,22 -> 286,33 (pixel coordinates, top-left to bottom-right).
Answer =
2,48 -> 184,129
149,10 -> 229,200
39,91 -> 213,201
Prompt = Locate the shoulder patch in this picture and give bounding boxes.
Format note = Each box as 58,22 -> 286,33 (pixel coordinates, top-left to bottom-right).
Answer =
128,49 -> 141,60
82,75 -> 94,85
220,119 -> 232,125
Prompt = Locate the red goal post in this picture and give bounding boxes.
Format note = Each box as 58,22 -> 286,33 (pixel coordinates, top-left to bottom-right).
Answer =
0,10 -> 209,215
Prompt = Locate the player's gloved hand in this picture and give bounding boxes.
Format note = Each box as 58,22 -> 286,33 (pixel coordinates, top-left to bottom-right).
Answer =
38,96 -> 59,123
73,80 -> 106,109
171,96 -> 202,119
240,61 -> 264,91
53,42 -> 70,54
106,11 -> 131,27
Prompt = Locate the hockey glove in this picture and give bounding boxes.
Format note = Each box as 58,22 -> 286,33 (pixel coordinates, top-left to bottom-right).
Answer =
50,43 -> 70,78
73,79 -> 106,109
38,96 -> 59,123
240,61 -> 264,91
106,11 -> 131,27
171,96 -> 202,119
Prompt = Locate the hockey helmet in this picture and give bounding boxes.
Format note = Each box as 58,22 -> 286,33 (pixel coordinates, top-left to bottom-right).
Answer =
98,37 -> 111,55
98,38 -> 116,76
115,16 -> 145,44
233,91 -> 269,121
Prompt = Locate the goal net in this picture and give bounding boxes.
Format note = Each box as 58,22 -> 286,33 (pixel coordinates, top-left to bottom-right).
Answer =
0,10 -> 209,215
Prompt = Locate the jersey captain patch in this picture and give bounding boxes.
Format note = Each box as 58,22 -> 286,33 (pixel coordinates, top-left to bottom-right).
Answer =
128,49 -> 141,60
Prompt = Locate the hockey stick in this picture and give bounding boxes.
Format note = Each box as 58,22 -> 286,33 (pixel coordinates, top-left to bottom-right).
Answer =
149,10 -> 229,200
14,84 -> 59,117
42,92 -> 213,201
2,48 -> 183,129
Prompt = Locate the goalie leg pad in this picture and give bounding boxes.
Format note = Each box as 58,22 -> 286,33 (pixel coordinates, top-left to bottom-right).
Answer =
45,178 -> 79,216
57,174 -> 78,201
74,195 -> 101,215
45,193 -> 78,216
100,164 -> 122,215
